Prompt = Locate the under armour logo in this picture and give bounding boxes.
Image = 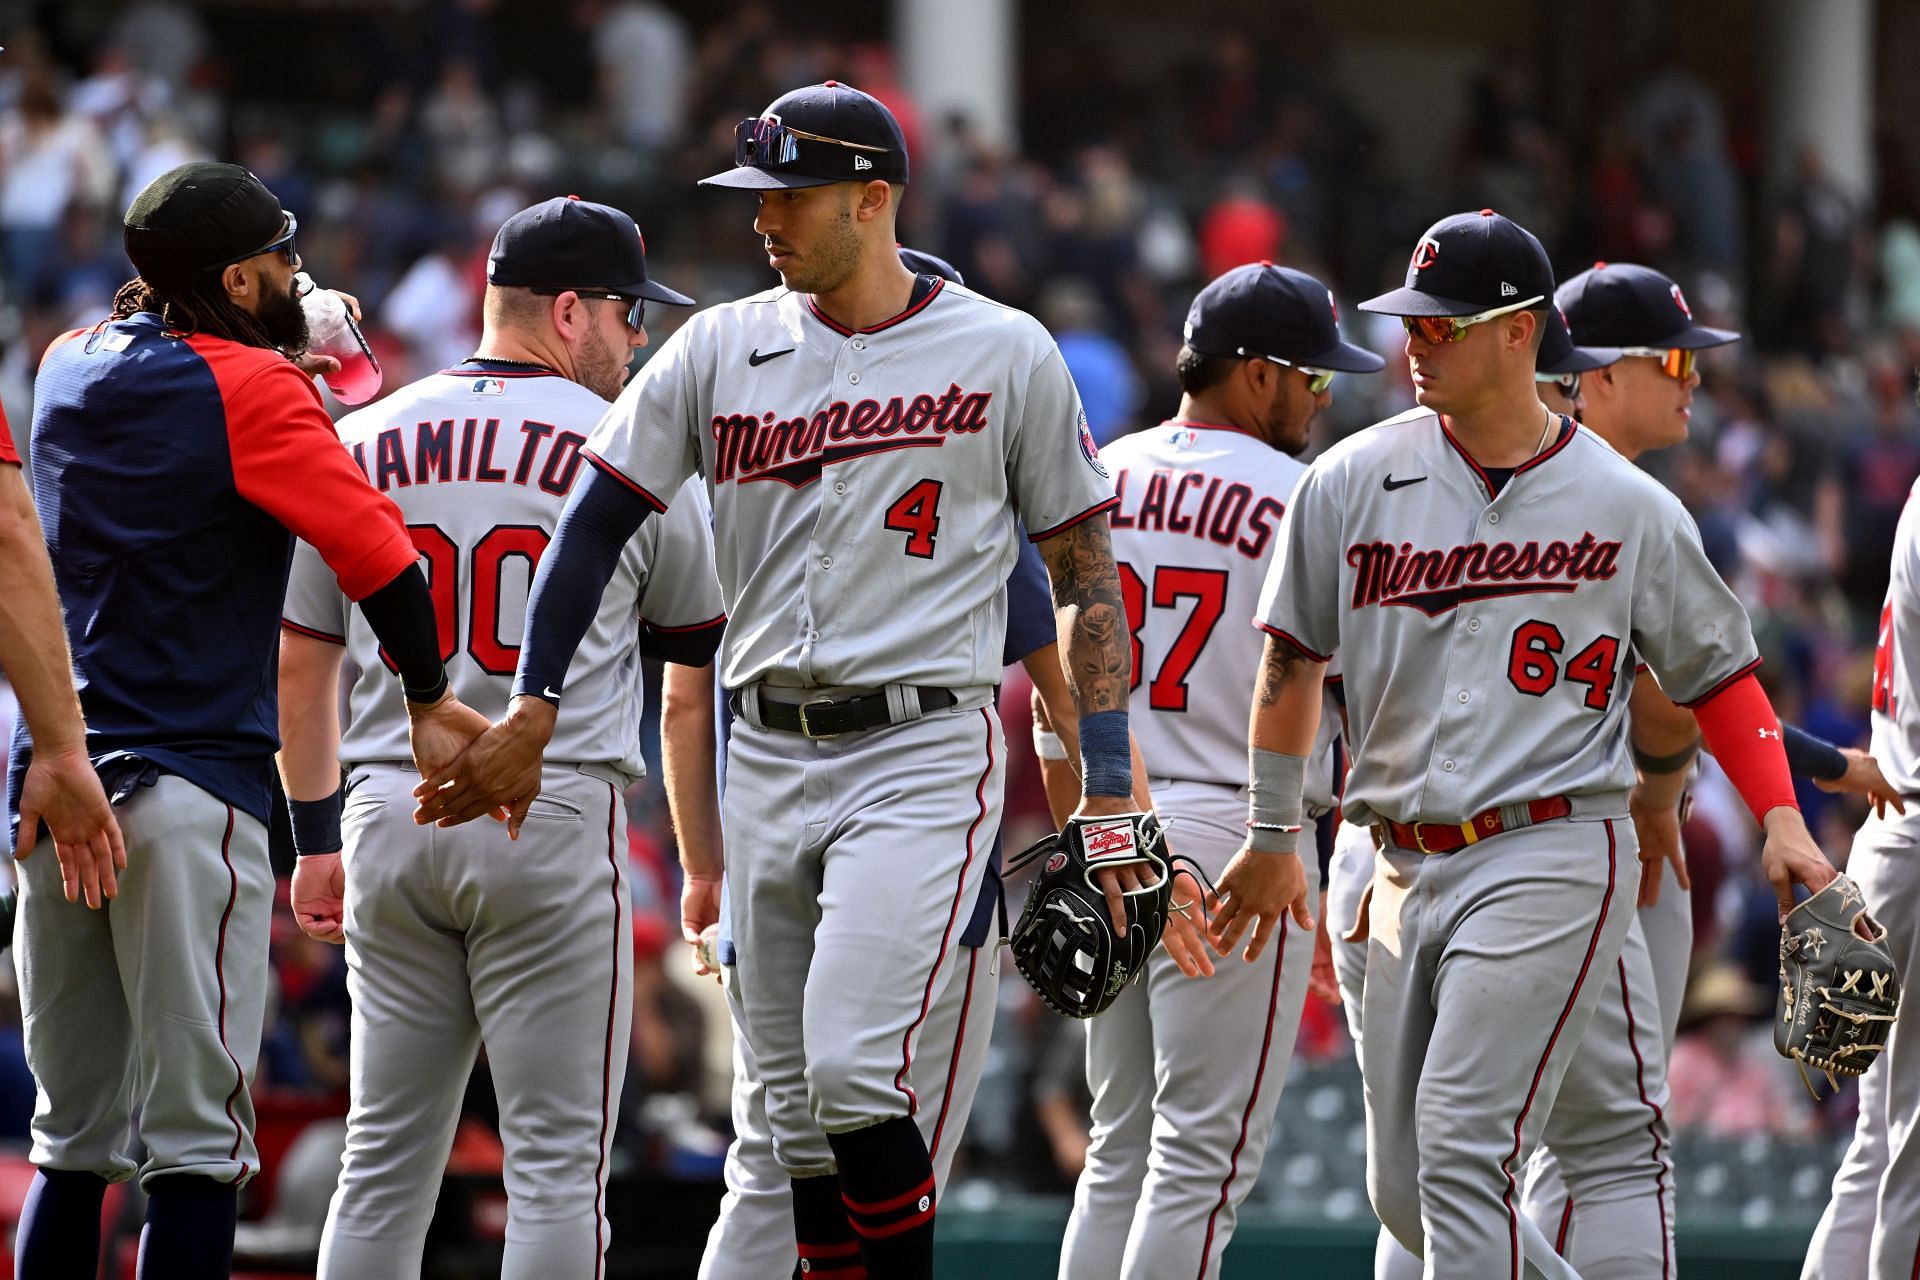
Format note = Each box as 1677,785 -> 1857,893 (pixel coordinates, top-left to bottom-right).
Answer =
1759,728 -> 1780,740
854,155 -> 873,171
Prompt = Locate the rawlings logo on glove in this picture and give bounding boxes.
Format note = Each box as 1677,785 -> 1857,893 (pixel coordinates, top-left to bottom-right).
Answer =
1776,874 -> 1899,1095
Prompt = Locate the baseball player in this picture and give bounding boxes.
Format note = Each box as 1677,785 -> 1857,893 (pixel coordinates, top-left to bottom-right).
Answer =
1057,261 -> 1382,1280
277,197 -> 719,1279
12,161 -> 483,1280
0,391 -> 124,916
1217,208 -> 1836,1278
414,82 -> 1135,1279
1803,470 -> 1920,1280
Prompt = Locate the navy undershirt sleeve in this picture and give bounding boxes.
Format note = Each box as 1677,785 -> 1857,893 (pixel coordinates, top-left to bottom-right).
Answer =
357,563 -> 449,701
1782,722 -> 1849,783
512,465 -> 655,704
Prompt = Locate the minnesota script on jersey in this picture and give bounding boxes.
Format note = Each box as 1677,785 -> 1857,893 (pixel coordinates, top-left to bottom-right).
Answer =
1256,408 -> 1758,827
582,280 -> 1117,691
282,368 -> 724,777
1103,420 -> 1339,806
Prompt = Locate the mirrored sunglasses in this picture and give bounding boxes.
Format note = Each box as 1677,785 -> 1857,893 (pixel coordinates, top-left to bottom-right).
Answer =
1400,294 -> 1545,345
1238,347 -> 1335,394
1619,346 -> 1696,381
733,116 -> 893,172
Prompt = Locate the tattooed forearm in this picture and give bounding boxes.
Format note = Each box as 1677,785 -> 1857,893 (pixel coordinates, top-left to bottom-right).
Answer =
1039,516 -> 1130,716
1256,637 -> 1311,708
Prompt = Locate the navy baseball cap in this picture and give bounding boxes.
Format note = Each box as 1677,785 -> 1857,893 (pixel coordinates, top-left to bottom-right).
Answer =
1556,263 -> 1739,350
1362,209 -> 1556,317
1537,303 -> 1621,376
487,196 -> 693,307
125,162 -> 289,289
898,245 -> 963,284
1184,262 -> 1384,374
703,81 -> 909,190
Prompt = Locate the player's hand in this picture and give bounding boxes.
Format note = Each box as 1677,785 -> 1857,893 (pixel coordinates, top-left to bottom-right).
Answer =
683,873 -> 723,983
14,744 -> 125,909
291,851 -> 346,944
1759,806 -> 1838,920
1308,889 -> 1340,1005
1207,847 -> 1313,963
1815,748 -> 1908,819
413,694 -> 552,835
1628,782 -> 1689,909
1161,867 -> 1215,979
292,352 -> 341,379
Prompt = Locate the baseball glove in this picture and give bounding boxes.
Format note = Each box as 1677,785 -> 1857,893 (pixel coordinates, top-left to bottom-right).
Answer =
1005,812 -> 1195,1019
1776,873 -> 1899,1095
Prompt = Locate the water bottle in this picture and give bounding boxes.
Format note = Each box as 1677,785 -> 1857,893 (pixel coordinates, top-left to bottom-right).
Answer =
296,271 -> 383,405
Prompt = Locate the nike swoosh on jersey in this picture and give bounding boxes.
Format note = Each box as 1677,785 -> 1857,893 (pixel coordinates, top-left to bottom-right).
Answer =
1383,474 -> 1427,491
748,347 -> 795,366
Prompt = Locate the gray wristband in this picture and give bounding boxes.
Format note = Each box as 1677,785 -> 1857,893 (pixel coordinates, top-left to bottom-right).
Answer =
1248,747 -> 1307,855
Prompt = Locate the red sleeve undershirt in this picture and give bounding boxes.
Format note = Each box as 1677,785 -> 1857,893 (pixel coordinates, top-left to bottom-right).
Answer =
1691,672 -> 1799,823
189,337 -> 416,600
0,395 -> 16,466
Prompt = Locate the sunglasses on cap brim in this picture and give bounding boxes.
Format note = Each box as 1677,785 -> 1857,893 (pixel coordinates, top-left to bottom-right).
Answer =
1237,347 -> 1335,394
209,212 -> 298,274
734,116 -> 895,174
1619,346 -> 1697,381
532,288 -> 646,330
1400,294 -> 1545,345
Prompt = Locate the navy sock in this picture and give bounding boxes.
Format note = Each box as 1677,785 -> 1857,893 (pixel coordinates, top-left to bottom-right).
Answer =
16,1167 -> 108,1279
791,1171 -> 864,1279
831,1117 -> 935,1280
136,1174 -> 236,1280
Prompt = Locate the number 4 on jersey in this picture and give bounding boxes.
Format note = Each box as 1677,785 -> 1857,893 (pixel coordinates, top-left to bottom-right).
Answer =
885,479 -> 944,558
1506,620 -> 1622,711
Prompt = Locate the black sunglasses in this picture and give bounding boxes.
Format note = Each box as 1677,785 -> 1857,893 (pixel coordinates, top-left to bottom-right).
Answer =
532,288 -> 645,331
733,116 -> 894,172
209,212 -> 298,274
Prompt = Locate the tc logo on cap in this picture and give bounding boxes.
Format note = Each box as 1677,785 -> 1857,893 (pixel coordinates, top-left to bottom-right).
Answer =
1411,236 -> 1441,272
1670,283 -> 1692,319
1326,288 -> 1339,323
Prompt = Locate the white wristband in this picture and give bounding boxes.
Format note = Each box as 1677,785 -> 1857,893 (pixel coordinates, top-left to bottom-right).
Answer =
1033,725 -> 1069,761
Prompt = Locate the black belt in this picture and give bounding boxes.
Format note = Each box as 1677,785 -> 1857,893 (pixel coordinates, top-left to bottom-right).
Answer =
734,686 -> 957,738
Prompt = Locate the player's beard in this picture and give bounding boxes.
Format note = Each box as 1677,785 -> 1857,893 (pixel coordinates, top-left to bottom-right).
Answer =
1266,389 -> 1312,458
781,203 -> 863,296
575,323 -> 630,401
259,277 -> 310,352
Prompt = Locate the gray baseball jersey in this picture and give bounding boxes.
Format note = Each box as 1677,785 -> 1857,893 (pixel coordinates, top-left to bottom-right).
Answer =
1255,410 -> 1757,826
580,280 -> 1116,691
283,369 -> 725,775
280,363 -> 723,1278
1103,420 -> 1338,807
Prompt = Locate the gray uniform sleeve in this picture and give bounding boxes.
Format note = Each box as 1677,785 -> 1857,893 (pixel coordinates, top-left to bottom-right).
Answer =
282,536 -> 350,644
1629,507 -> 1761,706
635,481 -> 726,632
1007,346 -> 1117,540
582,323 -> 704,509
1253,460 -> 1345,661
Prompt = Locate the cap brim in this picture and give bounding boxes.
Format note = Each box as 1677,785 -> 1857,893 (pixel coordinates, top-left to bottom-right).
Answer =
1538,344 -> 1623,375
1667,323 -> 1741,350
1301,337 -> 1387,374
1358,286 -> 1488,317
633,278 -> 696,307
698,165 -> 841,190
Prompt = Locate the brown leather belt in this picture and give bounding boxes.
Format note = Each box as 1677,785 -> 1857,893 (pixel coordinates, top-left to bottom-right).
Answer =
1377,795 -> 1574,855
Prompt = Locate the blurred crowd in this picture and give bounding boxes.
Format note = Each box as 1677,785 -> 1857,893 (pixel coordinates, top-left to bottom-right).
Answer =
0,0 -> 1914,1237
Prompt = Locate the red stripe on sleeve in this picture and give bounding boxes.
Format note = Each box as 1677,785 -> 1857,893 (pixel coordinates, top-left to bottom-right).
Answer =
0,395 -> 15,466
189,337 -> 416,600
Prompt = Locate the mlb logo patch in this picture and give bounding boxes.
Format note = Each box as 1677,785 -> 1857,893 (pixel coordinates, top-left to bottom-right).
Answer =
1171,428 -> 1199,451
1078,818 -> 1138,863
471,377 -> 507,396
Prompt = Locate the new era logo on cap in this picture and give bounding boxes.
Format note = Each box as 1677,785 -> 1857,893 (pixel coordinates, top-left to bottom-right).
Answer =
1501,282 -> 1518,297
854,155 -> 872,171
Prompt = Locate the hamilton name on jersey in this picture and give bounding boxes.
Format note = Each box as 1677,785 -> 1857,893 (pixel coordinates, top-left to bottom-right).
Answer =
1109,467 -> 1286,562
1345,531 -> 1625,616
350,414 -> 588,496
710,382 -> 994,488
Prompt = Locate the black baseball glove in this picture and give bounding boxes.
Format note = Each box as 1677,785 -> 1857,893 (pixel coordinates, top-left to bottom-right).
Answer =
1776,873 -> 1899,1094
1005,812 -> 1192,1018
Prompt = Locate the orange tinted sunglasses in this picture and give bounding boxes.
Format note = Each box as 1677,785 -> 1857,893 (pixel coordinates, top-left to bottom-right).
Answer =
1619,346 -> 1697,380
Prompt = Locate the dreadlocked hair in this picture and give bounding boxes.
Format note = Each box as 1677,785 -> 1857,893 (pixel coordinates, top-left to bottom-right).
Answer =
111,275 -> 281,349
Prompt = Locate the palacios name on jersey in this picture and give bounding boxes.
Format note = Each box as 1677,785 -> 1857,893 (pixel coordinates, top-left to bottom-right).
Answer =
1108,468 -> 1286,561
1345,532 -> 1625,616
349,416 -> 589,495
710,382 -> 994,488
